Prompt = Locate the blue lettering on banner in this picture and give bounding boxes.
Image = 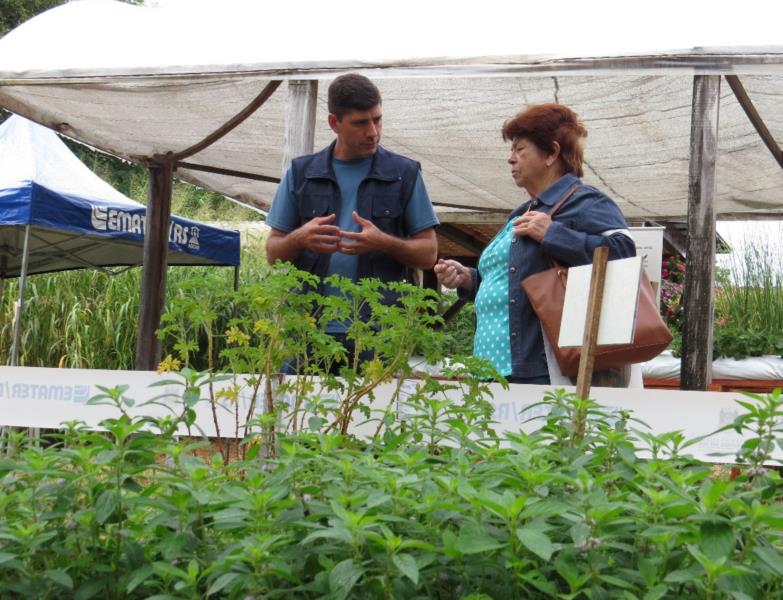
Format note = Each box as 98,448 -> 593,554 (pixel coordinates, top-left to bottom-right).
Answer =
518,404 -> 551,422
0,382 -> 91,404
491,401 -> 552,423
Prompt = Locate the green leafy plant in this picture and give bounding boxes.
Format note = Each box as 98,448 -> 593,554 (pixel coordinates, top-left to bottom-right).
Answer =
3,268 -> 783,598
663,233 -> 783,360
713,233 -> 783,359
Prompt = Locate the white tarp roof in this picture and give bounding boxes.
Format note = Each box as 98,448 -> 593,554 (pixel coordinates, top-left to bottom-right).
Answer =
1,0 -> 782,220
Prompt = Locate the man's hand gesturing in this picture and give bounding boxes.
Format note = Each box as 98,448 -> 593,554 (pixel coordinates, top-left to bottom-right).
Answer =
338,211 -> 388,255
297,213 -> 341,253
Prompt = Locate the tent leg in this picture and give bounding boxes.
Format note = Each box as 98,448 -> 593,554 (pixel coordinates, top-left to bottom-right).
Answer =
233,265 -> 240,292
9,225 -> 31,367
135,159 -> 173,370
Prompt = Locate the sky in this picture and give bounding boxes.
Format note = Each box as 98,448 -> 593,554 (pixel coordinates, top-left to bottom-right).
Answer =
146,0 -> 783,59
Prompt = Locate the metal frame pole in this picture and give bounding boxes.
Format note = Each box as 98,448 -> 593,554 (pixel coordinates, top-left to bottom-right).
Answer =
9,225 -> 31,366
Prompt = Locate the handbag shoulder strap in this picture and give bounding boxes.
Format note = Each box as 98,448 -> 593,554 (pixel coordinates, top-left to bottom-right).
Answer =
541,183 -> 583,269
547,183 -> 583,218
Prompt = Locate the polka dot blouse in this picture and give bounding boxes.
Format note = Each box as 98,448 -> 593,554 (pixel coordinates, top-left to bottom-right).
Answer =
474,220 -> 515,376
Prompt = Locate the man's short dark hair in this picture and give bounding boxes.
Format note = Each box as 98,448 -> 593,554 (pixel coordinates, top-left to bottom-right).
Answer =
328,74 -> 381,119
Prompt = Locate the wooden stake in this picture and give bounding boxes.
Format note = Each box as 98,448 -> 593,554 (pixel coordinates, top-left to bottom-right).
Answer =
575,246 -> 610,400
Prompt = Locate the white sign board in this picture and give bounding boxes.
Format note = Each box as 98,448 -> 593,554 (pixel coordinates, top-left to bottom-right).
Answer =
1,366 -> 777,464
0,367 -> 783,463
0,367 -> 261,438
628,226 -> 665,302
483,382 -> 769,464
558,255 -> 642,348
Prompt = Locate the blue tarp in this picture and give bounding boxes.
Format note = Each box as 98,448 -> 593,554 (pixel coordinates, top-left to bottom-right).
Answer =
0,115 -> 240,277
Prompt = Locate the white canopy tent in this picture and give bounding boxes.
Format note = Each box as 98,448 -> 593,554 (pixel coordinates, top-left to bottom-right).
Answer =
1,0 -> 782,381
1,0 -> 781,220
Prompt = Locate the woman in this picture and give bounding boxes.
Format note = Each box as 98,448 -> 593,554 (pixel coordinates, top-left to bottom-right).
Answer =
435,103 -> 636,385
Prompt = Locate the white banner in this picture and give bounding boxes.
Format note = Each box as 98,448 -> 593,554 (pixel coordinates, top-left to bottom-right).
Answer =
0,366 -> 773,464
0,366 -> 259,438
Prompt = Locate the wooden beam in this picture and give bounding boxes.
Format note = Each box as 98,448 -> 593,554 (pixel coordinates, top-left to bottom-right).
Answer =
169,80 -> 282,162
135,159 -> 173,370
438,223 -> 487,256
282,80 -> 318,173
681,75 -> 720,391
174,161 -> 280,183
436,211 -> 509,225
663,224 -> 688,257
725,75 -> 783,168
433,201 -> 510,213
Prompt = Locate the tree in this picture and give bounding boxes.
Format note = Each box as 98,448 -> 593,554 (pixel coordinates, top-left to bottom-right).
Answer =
1,0 -> 66,37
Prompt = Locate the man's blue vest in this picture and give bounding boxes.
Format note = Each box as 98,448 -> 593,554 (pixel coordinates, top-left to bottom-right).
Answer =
289,140 -> 421,302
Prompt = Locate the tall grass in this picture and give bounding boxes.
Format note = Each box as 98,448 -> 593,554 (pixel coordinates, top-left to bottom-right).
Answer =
713,223 -> 783,358
0,237 -> 270,368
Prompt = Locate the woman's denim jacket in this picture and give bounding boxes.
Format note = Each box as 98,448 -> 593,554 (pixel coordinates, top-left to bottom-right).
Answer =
459,173 -> 637,379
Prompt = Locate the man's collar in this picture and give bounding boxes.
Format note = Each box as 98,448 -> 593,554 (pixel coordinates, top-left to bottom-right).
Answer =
305,140 -> 399,181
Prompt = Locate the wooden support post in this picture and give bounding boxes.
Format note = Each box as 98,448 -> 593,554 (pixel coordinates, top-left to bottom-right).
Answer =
135,159 -> 173,370
681,75 -> 720,391
575,246 -> 609,401
282,80 -> 318,173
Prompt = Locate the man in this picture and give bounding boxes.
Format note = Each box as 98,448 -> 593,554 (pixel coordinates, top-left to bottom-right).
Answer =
265,73 -> 439,353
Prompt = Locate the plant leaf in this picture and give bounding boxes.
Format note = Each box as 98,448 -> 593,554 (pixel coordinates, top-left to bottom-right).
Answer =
329,558 -> 364,600
753,546 -> 783,576
457,524 -> 506,555
125,565 -> 154,594
207,572 -> 240,596
392,553 -> 419,584
95,489 -> 120,525
699,521 -> 736,560
45,569 -> 73,589
516,528 -> 554,561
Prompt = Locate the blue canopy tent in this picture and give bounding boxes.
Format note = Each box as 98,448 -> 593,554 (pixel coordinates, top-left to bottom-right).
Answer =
0,114 -> 241,365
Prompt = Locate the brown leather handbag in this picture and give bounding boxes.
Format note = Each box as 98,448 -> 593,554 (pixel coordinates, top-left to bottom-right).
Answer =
520,187 -> 673,377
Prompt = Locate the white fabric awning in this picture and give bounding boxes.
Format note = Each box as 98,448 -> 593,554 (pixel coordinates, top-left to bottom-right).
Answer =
1,0 -> 782,220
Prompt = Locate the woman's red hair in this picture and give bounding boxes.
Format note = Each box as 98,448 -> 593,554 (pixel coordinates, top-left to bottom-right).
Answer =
502,103 -> 587,178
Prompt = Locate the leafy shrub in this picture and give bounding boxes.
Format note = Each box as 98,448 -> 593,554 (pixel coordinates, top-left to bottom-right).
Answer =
663,237 -> 783,360
437,293 -> 476,357
713,232 -> 783,359
2,380 -> 783,598
2,269 -> 783,598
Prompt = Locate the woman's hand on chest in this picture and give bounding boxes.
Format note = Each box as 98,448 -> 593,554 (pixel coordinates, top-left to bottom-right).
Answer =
512,210 -> 552,243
